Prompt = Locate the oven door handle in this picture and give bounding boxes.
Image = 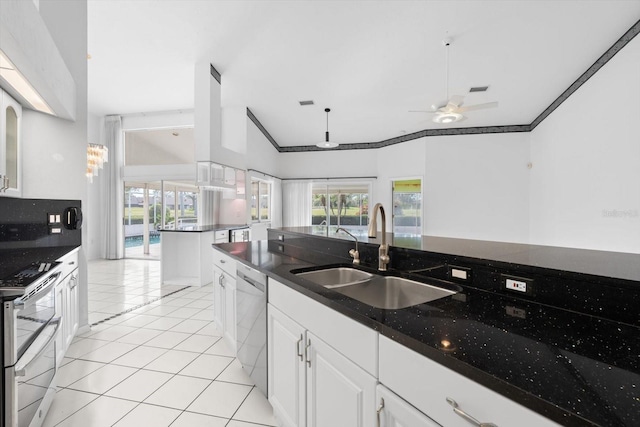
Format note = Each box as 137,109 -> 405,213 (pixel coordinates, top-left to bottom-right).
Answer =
15,317 -> 61,378
13,271 -> 62,310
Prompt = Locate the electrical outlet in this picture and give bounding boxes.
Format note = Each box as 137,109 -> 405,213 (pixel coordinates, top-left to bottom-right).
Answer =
502,274 -> 534,295
506,278 -> 527,292
448,265 -> 472,282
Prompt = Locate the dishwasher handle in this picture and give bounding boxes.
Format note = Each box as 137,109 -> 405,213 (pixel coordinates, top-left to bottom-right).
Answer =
237,269 -> 266,292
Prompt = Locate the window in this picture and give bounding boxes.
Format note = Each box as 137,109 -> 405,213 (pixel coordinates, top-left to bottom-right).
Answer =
311,182 -> 370,231
251,179 -> 271,222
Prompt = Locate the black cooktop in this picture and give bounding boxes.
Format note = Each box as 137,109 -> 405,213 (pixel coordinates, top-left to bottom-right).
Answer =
0,261 -> 62,289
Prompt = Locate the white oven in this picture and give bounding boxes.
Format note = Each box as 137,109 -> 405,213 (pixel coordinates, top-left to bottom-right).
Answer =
2,265 -> 62,427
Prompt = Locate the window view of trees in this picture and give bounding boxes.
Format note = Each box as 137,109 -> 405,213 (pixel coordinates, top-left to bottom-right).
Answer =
392,179 -> 422,237
311,183 -> 370,228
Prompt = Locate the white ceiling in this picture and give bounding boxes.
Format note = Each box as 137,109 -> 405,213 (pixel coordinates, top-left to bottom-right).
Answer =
87,0 -> 640,147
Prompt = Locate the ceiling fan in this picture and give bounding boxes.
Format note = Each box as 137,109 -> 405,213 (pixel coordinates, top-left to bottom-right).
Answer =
410,38 -> 498,124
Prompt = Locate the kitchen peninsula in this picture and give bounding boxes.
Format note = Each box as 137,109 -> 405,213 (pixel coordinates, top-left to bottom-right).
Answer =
213,227 -> 640,426
160,224 -> 247,286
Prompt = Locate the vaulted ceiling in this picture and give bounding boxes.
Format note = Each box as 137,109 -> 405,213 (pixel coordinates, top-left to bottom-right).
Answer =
88,0 -> 640,147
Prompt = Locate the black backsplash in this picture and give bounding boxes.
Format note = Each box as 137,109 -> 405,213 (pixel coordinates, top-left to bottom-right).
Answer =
268,229 -> 640,327
0,198 -> 82,249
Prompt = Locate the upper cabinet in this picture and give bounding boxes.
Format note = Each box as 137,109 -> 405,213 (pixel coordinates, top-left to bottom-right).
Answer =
0,89 -> 22,197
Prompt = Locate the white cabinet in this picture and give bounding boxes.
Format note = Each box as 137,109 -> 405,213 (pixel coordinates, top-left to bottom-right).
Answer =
0,89 -> 22,197
54,249 -> 80,365
376,385 -> 441,427
267,304 -> 306,427
379,335 -> 560,427
267,304 -> 376,427
214,229 -> 229,243
213,250 -> 237,352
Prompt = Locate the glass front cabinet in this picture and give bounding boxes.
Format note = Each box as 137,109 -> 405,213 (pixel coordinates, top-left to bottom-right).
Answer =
0,89 -> 22,198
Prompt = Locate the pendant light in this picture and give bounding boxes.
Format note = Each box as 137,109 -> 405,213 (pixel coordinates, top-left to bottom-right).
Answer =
316,108 -> 338,148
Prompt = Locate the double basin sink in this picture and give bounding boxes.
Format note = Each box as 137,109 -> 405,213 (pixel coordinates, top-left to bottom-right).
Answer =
294,266 -> 456,309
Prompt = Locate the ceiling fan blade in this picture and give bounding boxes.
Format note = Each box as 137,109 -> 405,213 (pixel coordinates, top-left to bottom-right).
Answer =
448,95 -> 465,107
458,101 -> 498,113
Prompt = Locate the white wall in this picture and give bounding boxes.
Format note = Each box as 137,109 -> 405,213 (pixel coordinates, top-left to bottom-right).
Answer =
246,119 -> 280,177
278,148 -> 378,179
529,35 -> 640,253
23,0 -> 89,326
422,133 -> 530,242
86,112 -> 103,260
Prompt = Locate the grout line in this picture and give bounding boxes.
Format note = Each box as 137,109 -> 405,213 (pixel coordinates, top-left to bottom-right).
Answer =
89,286 -> 191,327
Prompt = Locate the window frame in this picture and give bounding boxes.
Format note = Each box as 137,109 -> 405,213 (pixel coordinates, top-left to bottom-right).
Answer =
251,177 -> 272,223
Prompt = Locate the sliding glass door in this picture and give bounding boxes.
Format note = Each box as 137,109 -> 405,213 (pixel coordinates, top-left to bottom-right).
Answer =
123,182 -> 162,259
123,180 -> 199,259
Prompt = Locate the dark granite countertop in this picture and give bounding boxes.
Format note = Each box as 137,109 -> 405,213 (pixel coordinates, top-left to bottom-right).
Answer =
281,226 -> 640,282
159,224 -> 248,233
0,246 -> 80,279
213,240 -> 640,427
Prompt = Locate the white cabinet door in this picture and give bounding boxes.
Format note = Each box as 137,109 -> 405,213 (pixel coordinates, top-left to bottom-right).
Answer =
268,304 -> 306,427
223,274 -> 236,352
213,263 -> 237,352
54,280 -> 67,366
306,331 -> 376,427
376,385 -> 441,427
213,265 -> 225,332
65,270 -> 79,348
0,89 -> 22,198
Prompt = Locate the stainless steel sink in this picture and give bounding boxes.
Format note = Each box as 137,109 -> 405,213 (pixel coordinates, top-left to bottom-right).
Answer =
331,276 -> 456,309
295,267 -> 456,309
295,267 -> 373,288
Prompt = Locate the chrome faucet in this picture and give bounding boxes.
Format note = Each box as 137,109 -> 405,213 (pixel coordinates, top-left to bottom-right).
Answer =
336,227 -> 360,265
368,203 -> 390,271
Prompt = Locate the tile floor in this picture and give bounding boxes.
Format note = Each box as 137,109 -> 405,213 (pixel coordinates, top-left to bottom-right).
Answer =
43,259 -> 277,427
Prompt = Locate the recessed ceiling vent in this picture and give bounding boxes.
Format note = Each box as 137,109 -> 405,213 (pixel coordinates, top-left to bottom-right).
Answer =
299,100 -> 314,106
469,86 -> 489,93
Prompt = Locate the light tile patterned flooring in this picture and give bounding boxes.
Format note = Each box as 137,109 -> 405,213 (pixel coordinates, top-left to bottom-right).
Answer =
43,259 -> 277,427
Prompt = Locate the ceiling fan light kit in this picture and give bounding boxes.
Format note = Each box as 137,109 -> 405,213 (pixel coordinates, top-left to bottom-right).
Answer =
433,112 -> 463,124
316,108 -> 339,148
410,37 -> 498,124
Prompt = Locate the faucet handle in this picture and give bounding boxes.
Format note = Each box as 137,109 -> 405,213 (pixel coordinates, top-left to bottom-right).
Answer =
349,249 -> 360,265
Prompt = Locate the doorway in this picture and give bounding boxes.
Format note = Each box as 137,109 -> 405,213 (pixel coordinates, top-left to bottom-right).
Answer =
123,182 -> 162,259
391,178 -> 423,238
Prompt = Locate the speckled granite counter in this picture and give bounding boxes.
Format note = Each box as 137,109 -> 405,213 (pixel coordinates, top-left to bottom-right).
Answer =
213,238 -> 640,427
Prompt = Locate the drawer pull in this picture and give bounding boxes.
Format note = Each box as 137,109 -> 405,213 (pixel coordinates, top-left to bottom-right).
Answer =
297,334 -> 303,361
220,259 -> 226,264
446,397 -> 498,427
305,338 -> 311,367
376,397 -> 385,427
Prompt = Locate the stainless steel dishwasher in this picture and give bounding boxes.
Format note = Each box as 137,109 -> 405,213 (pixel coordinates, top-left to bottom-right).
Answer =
236,263 -> 268,396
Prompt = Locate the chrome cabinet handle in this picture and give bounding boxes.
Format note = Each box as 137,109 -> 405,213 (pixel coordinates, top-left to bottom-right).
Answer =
219,274 -> 225,288
376,397 -> 385,427
305,338 -> 311,367
297,334 -> 303,361
446,397 -> 498,427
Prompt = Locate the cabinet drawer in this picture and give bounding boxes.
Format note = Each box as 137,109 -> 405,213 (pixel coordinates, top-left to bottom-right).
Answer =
379,335 -> 559,427
213,249 -> 236,276
57,248 -> 79,279
214,230 -> 229,243
269,278 -> 378,377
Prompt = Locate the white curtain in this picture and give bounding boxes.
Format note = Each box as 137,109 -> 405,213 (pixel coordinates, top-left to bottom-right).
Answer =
102,115 -> 124,259
282,181 -> 312,227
